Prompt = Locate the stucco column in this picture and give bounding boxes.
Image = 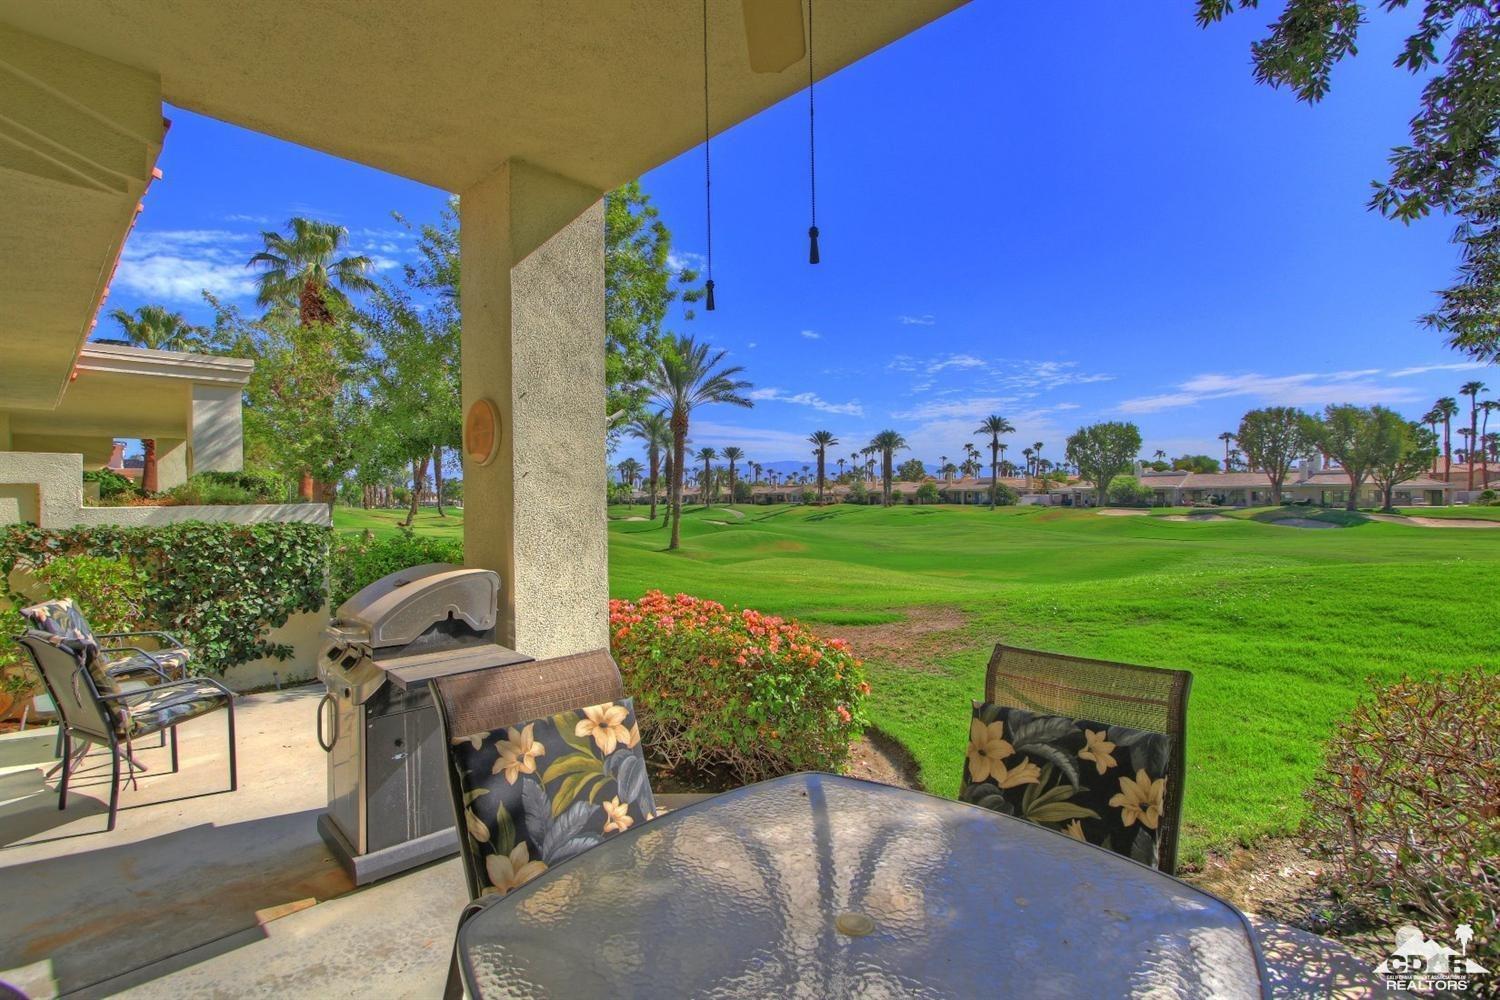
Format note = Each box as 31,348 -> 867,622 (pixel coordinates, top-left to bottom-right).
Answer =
459,160 -> 607,658
154,438 -> 188,491
190,384 -> 243,473
0,412 -> 11,451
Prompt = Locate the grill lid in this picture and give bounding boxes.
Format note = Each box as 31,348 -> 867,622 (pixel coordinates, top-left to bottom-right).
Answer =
331,563 -> 500,649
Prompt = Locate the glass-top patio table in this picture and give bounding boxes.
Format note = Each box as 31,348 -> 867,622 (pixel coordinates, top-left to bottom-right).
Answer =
457,773 -> 1268,998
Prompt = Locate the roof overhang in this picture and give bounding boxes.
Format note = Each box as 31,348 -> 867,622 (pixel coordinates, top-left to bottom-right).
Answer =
1,1 -> 966,195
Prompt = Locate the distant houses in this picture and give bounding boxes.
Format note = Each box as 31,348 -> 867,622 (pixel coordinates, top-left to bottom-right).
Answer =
1054,458 -> 1455,508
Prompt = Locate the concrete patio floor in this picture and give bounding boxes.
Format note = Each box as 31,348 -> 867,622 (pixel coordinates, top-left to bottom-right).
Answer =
0,686 -> 1396,999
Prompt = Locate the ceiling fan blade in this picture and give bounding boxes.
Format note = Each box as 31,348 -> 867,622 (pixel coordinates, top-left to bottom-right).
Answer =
742,0 -> 806,74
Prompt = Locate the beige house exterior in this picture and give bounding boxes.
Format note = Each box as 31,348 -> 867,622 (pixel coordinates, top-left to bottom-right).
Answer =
1054,464 -> 1454,508
0,2 -> 963,660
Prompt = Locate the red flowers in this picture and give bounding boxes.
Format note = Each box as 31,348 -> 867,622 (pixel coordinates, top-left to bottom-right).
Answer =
609,590 -> 870,783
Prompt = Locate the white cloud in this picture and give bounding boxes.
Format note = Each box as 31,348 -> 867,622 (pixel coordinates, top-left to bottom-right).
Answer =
748,387 -> 864,416
800,329 -> 821,340
891,396 -> 1021,421
113,229 -> 260,303
224,213 -> 271,224
889,354 -> 1114,397
897,314 -> 936,326
746,341 -> 758,349
1389,361 -> 1489,377
1118,370 -> 1423,414
666,250 -> 706,274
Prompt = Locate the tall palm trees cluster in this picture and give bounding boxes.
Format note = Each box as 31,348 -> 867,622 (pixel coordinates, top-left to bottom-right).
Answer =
1423,381 -> 1496,491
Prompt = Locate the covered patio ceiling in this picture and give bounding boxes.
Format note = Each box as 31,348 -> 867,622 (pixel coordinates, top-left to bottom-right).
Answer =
0,0 -> 963,416
2,0 -> 963,195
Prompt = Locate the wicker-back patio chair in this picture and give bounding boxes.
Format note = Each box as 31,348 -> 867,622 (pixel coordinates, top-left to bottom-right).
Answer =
982,643 -> 1192,873
16,599 -> 236,832
431,648 -> 630,901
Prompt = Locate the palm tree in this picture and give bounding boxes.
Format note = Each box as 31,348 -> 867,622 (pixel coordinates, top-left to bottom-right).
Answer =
868,430 -> 908,507
808,430 -> 838,503
939,454 -> 949,481
696,447 -> 718,505
1459,427 -> 1475,468
1218,431 -> 1235,471
751,461 -> 763,485
109,305 -> 206,352
628,411 -> 670,522
1021,447 -> 1034,482
1031,441 -> 1044,482
617,458 -> 642,505
975,415 -> 1015,510
1435,396 -> 1459,481
1461,381 -> 1487,490
248,218 -> 378,326
1481,400 -> 1497,487
649,335 -> 752,549
1422,408 -> 1443,474
722,446 -> 744,504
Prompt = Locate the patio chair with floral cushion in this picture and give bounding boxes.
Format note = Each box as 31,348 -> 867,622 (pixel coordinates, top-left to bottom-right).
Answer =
432,648 -> 658,999
20,597 -> 193,686
15,599 -> 236,832
960,643 -> 1192,874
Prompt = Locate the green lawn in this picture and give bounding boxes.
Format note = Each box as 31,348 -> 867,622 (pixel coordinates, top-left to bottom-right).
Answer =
606,502 -> 1496,864
335,499 -> 1496,864
333,506 -> 465,540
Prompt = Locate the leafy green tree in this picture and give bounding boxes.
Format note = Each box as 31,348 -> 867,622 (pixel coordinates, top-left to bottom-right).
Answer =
249,218 -> 377,327
1108,475 -> 1154,507
109,305 -> 206,352
629,411 -> 670,522
1307,405 -> 1383,511
808,431 -> 838,504
975,415 -> 1015,510
1368,409 -> 1439,512
896,457 -> 927,482
649,336 -> 752,549
1198,2 -> 1500,360
916,481 -> 940,504
846,479 -> 869,504
868,431 -> 908,507
605,181 -> 705,427
210,297 -> 367,506
1237,406 -> 1312,503
1066,421 -> 1143,507
1172,454 -> 1221,473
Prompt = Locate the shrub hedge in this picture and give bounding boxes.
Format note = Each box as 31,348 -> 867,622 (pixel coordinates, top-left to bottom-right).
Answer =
610,590 -> 869,785
1303,669 -> 1498,966
328,529 -> 464,609
1,522 -> 328,675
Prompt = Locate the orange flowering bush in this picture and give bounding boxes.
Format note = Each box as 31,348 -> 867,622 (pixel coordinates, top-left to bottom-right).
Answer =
610,590 -> 869,785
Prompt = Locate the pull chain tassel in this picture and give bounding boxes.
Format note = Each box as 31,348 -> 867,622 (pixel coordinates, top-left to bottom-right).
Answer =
705,278 -> 716,311
808,226 -> 820,265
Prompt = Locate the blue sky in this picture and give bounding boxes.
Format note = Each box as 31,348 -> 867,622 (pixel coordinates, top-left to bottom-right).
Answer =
102,2 -> 1489,469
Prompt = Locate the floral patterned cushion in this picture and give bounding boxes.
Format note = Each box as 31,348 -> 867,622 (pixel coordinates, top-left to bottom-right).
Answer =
959,701 -> 1171,867
117,680 -> 230,738
106,647 -> 192,680
19,598 -> 119,695
450,698 -> 657,896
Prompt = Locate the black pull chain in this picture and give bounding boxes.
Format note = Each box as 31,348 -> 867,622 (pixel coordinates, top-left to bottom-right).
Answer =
703,0 -> 716,309
807,0 -> 819,265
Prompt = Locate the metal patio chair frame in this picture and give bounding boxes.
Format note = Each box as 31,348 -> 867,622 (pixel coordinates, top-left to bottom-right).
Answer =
15,632 -> 237,832
984,642 -> 1192,874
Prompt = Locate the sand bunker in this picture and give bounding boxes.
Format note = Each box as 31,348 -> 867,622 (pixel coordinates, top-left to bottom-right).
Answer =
1161,513 -> 1231,522
618,516 -> 648,521
1096,508 -> 1149,516
1365,513 -> 1500,529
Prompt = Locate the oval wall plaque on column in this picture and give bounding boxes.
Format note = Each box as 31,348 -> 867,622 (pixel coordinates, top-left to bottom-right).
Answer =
464,398 -> 501,467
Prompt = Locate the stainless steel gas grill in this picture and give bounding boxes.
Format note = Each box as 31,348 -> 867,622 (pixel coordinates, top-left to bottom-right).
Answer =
316,563 -> 531,885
